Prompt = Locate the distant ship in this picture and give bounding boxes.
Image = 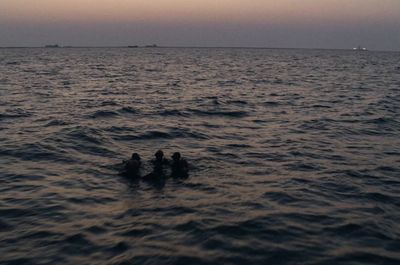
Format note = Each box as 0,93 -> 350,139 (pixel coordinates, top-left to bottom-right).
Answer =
128,45 -> 138,48
45,44 -> 60,48
144,44 -> 158,48
353,46 -> 367,51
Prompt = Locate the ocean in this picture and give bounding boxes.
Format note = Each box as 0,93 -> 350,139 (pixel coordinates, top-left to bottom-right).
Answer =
0,47 -> 399,265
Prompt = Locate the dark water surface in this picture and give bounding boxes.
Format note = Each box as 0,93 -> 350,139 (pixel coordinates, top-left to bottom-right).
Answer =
1,48 -> 399,265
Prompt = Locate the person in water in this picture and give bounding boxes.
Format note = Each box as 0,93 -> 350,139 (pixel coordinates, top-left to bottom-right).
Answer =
124,152 -> 141,177
153,150 -> 169,165
143,150 -> 168,182
170,152 -> 189,178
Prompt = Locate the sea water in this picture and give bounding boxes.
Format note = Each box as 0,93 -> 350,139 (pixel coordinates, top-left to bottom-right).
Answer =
0,48 -> 399,264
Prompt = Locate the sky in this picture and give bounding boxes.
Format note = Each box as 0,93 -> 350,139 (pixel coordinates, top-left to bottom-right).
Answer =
1,0 -> 399,50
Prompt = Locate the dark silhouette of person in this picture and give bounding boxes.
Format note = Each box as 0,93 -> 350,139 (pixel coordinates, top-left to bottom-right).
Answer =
170,152 -> 189,178
143,150 -> 168,183
151,150 -> 169,166
124,153 -> 141,177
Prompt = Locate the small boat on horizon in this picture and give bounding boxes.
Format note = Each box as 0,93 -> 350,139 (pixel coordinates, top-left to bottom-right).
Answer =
45,44 -> 60,48
353,45 -> 368,51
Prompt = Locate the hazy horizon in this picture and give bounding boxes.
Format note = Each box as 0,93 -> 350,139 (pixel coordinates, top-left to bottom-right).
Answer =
1,0 -> 400,51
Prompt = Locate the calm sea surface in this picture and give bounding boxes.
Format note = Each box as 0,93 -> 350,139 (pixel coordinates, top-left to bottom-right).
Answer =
0,48 -> 399,265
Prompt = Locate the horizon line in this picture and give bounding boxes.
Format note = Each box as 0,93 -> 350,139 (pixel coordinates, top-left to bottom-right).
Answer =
0,45 -> 398,52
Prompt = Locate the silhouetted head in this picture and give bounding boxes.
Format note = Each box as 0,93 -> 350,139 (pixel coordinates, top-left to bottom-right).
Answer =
172,152 -> 181,162
131,153 -> 141,161
155,150 -> 164,161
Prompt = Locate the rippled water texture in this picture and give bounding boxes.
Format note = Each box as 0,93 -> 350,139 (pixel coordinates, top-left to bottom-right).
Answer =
1,48 -> 400,264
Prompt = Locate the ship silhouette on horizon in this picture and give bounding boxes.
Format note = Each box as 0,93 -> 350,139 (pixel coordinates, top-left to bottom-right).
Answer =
353,45 -> 368,51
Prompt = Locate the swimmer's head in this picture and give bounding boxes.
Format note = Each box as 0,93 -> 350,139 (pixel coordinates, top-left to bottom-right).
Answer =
155,150 -> 164,160
172,152 -> 181,161
131,153 -> 141,161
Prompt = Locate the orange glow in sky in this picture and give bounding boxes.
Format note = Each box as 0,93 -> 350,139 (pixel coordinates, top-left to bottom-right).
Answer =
1,0 -> 399,24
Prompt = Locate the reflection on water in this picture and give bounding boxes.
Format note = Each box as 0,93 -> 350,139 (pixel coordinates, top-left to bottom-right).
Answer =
0,48 -> 399,265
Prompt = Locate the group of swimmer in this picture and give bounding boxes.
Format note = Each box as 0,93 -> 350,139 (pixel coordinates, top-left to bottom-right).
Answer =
121,150 -> 189,181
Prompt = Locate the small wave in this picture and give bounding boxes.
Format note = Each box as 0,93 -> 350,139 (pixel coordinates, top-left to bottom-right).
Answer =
226,143 -> 252,148
88,110 -> 119,119
181,182 -> 217,192
358,128 -> 393,136
311,104 -> 332,108
104,126 -> 135,134
85,225 -> 107,234
264,191 -> 298,204
63,233 -> 97,255
106,242 -> 130,254
63,126 -> 105,145
0,143 -> 74,163
118,228 -> 153,238
227,100 -> 248,105
188,109 -> 248,118
61,80 -> 71,86
45,119 -> 68,127
364,192 -> 399,206
100,100 -> 119,106
285,162 -> 321,171
145,68 -> 161,72
217,79 -> 242,86
319,180 -> 361,195
324,222 -> 400,252
118,107 -> 138,114
5,61 -> 20,65
376,166 -> 398,172
135,130 -> 171,139
158,109 -> 189,116
100,90 -> 127,96
298,119 -> 334,131
21,230 -> 64,240
324,223 -> 363,235
115,128 -> 209,141
67,196 -> 117,205
263,101 -> 280,106
0,109 -> 32,120
0,219 -> 14,231
174,220 -> 205,234
113,255 -> 214,265
10,174 -> 45,181
1,258 -> 35,265
365,117 -> 397,125
341,170 -> 365,178
322,252 -> 400,265
0,208 -> 36,218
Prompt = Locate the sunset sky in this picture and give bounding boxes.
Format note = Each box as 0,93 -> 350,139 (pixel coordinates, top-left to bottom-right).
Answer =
1,0 -> 399,50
